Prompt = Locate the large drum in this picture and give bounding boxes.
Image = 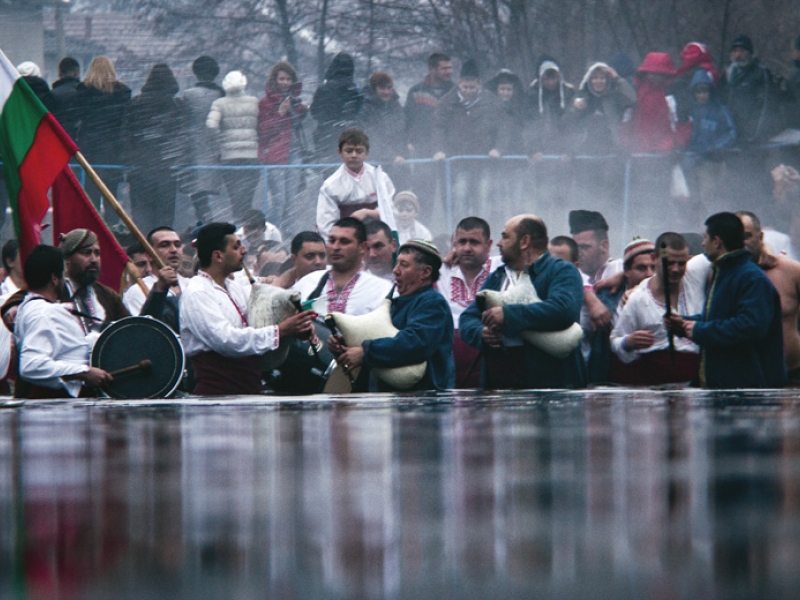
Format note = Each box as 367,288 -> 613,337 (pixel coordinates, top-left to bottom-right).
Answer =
91,316 -> 185,399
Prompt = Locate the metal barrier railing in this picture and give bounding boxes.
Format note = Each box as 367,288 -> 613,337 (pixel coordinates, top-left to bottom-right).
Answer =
2,143 -> 794,241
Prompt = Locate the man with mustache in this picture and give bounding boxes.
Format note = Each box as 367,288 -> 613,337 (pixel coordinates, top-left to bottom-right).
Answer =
59,229 -> 129,337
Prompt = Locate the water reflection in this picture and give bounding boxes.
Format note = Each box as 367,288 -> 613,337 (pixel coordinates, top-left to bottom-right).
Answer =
1,392 -> 800,598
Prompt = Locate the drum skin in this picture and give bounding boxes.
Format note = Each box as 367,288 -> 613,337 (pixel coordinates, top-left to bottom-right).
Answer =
91,316 -> 185,399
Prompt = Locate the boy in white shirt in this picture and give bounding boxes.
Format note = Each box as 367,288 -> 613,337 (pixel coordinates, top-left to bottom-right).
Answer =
316,128 -> 396,237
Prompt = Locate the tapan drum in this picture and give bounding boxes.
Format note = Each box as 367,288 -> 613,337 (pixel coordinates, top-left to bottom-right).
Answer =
91,316 -> 185,399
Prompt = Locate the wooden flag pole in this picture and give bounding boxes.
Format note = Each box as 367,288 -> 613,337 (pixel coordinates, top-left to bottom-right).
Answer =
125,261 -> 150,296
73,151 -> 165,271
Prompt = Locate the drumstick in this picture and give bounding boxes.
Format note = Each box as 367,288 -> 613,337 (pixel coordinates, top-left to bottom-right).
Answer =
108,360 -> 152,378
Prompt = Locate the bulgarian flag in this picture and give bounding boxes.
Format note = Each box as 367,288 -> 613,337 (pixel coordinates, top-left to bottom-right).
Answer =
0,49 -> 77,260
0,49 -> 128,289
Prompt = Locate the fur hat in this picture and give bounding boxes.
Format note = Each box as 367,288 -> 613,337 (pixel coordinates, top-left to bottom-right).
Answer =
569,210 -> 608,235
59,229 -> 98,257
730,34 -> 754,54
623,237 -> 655,266
222,70 -> 247,93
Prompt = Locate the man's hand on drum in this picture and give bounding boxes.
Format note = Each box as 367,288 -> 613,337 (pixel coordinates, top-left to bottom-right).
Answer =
336,344 -> 364,373
154,265 -> 179,292
69,366 -> 113,387
278,310 -> 316,340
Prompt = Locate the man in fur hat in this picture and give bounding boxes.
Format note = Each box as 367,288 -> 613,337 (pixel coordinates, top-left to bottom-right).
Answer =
59,228 -> 129,337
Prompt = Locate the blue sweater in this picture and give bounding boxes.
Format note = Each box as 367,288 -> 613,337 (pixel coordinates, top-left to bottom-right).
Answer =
691,248 -> 786,388
362,284 -> 455,391
459,252 -> 586,389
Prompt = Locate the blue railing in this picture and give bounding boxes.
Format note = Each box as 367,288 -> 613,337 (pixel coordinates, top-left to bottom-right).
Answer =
2,142 -> 793,242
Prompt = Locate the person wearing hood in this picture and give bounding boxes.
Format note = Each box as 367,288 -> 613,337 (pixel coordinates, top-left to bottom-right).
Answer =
669,42 -> 721,123
526,57 -> 575,157
206,70 -> 261,218
486,69 -> 527,155
123,63 -> 184,234
570,62 -> 636,154
358,71 -> 406,167
258,60 -> 309,228
569,62 -> 635,216
72,56 -> 132,220
682,69 -> 737,223
180,56 -> 225,224
311,53 -> 363,163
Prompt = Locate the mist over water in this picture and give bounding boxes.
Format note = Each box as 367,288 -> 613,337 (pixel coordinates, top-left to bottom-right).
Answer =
1,2 -> 798,260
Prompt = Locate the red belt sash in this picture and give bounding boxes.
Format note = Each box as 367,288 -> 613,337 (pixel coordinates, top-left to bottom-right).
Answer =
191,351 -> 264,396
339,202 -> 378,219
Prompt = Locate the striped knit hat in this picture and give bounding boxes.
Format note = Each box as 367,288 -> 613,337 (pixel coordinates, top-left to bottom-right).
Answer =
623,236 -> 655,266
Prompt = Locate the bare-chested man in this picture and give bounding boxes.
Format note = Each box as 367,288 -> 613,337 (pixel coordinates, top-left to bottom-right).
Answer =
737,210 -> 800,382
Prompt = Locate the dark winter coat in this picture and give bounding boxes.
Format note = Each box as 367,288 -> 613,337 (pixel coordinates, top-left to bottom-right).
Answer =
50,75 -> 80,139
362,284 -> 455,391
310,53 -> 363,160
432,88 -> 503,156
459,252 -> 587,389
685,70 -> 737,167
358,86 -> 405,163
526,80 -> 576,155
73,81 -> 131,164
485,70 -> 529,155
22,75 -> 56,112
404,76 -> 454,157
720,58 -> 781,143
569,63 -> 637,155
123,66 -> 184,168
690,248 -> 786,388
180,81 -> 224,194
258,87 -> 308,164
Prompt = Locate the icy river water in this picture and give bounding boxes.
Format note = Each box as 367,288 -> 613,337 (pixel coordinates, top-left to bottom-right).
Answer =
2,389 -> 800,599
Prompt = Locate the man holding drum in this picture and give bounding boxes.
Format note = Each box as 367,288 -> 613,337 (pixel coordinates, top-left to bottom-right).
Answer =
15,245 -> 113,398
180,222 -> 316,395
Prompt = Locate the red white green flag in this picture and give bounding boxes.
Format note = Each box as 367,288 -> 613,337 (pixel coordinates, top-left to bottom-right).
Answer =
0,48 -> 77,260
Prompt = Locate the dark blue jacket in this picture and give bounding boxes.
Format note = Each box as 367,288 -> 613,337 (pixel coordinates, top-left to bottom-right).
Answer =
459,252 -> 586,389
691,248 -> 786,388
684,70 -> 737,168
363,284 -> 455,391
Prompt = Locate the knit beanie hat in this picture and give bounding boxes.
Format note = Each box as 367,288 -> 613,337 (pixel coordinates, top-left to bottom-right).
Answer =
622,237 -> 655,266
